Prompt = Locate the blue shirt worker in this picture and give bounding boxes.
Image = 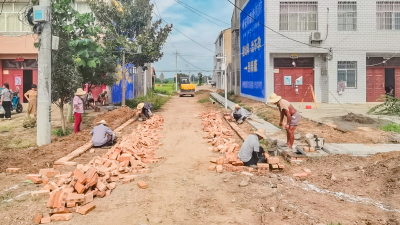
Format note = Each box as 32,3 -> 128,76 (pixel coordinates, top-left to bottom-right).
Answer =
137,102 -> 153,120
231,104 -> 247,124
90,120 -> 117,147
238,129 -> 267,168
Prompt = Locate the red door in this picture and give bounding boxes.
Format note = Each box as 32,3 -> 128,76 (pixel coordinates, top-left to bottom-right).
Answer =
395,69 -> 400,98
274,68 -> 314,102
366,68 -> 385,102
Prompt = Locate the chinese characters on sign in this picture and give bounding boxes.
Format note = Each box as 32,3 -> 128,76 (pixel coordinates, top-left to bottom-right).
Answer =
240,0 -> 265,99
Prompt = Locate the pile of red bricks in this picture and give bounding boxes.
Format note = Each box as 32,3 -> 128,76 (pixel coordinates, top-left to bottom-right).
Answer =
201,110 -> 285,174
30,115 -> 164,224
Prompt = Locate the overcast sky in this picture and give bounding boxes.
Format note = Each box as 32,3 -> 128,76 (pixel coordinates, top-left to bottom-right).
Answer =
152,0 -> 234,79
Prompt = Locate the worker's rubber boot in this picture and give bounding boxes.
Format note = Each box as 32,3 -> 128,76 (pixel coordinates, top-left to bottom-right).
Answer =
237,119 -> 243,124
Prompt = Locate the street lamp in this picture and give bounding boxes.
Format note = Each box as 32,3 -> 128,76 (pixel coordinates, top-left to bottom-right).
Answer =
215,55 -> 227,109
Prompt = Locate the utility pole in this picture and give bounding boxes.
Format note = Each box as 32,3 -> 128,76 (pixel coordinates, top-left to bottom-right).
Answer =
175,51 -> 178,92
224,55 -> 227,109
122,51 -> 126,106
37,0 -> 52,146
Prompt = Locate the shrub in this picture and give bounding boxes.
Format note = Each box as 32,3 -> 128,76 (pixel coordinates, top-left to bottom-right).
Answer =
52,128 -> 73,137
382,123 -> 400,133
198,97 -> 209,103
368,95 -> 400,115
124,91 -> 170,111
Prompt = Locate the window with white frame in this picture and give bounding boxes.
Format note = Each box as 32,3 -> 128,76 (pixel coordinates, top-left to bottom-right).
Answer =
338,61 -> 357,88
377,1 -> 400,30
0,3 -> 32,32
279,2 -> 318,31
338,1 -> 357,31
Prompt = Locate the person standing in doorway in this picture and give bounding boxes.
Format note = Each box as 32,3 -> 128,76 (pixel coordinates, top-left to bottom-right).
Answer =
24,84 -> 38,118
73,88 -> 87,133
1,83 -> 13,120
268,93 -> 301,150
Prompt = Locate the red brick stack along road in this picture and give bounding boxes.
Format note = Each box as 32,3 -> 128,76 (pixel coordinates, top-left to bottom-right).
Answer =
29,115 -> 165,224
200,110 -> 284,174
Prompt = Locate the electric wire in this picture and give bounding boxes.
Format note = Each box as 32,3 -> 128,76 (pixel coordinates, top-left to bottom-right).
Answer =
366,52 -> 399,67
173,0 -> 229,28
226,0 -> 330,50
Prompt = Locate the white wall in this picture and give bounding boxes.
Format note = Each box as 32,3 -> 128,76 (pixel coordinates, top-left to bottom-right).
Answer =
263,0 -> 400,103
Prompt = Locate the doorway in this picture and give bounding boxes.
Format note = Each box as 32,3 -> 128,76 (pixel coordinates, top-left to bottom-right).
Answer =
23,70 -> 33,103
385,68 -> 395,96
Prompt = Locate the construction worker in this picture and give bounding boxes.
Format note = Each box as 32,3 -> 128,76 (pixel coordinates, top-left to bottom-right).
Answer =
137,102 -> 153,120
238,129 -> 267,168
231,104 -> 247,124
267,93 -> 301,150
90,120 -> 117,147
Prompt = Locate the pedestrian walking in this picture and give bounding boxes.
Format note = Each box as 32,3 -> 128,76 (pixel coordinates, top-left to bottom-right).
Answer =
24,84 -> 38,118
0,83 -> 13,120
73,88 -> 87,133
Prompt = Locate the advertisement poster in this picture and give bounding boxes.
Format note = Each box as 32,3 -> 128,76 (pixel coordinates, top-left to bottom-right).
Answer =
240,0 -> 265,99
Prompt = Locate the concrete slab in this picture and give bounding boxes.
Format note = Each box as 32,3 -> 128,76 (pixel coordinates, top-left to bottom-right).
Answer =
324,143 -> 400,156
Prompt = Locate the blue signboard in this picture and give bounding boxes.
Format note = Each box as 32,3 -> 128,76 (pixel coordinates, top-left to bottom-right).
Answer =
111,60 -> 134,104
240,0 -> 265,99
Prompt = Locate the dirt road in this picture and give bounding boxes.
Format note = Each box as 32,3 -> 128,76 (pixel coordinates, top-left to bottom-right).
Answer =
62,94 -> 258,224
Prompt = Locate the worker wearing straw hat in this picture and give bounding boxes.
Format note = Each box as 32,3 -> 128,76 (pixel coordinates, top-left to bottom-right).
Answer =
267,93 -> 301,150
238,129 -> 268,168
90,120 -> 117,147
137,102 -> 153,121
231,104 -> 247,124
73,88 -> 87,133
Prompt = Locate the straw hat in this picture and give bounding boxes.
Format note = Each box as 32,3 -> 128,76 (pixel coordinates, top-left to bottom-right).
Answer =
137,102 -> 145,110
254,128 -> 267,139
97,120 -> 107,125
234,104 -> 240,108
75,88 -> 87,96
267,93 -> 282,104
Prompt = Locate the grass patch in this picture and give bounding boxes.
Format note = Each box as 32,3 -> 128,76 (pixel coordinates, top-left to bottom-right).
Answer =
198,97 -> 209,103
0,125 -> 14,132
257,111 -> 270,122
0,192 -> 13,202
52,128 -> 73,137
154,83 -> 175,95
124,91 -> 170,111
382,123 -> 400,133
8,137 -> 35,148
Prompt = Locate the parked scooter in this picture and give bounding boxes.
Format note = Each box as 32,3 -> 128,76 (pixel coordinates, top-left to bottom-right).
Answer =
0,87 -> 23,113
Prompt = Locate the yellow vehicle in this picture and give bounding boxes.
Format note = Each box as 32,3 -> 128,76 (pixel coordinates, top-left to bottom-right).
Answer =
179,77 -> 195,97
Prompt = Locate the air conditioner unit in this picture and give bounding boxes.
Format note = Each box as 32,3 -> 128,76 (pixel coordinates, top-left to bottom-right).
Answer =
310,31 -> 323,43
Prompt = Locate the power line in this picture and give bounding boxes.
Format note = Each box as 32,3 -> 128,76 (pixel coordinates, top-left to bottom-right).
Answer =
226,0 -> 329,50
366,52 -> 399,67
174,0 -> 230,27
151,2 -> 214,53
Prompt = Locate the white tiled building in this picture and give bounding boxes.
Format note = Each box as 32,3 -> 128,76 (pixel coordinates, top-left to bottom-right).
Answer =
233,0 -> 400,103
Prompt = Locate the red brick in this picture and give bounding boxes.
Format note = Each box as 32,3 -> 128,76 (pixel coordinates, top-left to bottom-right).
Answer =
39,169 -> 60,178
42,175 -> 49,185
257,163 -> 269,168
267,157 -> 280,164
31,190 -> 50,197
66,202 -> 76,208
138,168 -> 150,174
107,182 -> 116,190
26,174 -> 43,184
33,212 -> 42,224
50,207 -> 70,214
137,181 -> 147,189
56,177 -> 67,187
216,158 -> 224,165
73,168 -> 87,184
48,181 -> 59,191
96,180 -> 107,191
83,192 -> 93,204
232,166 -> 244,172
106,190 -> 111,196
96,191 -> 106,198
87,173 -> 98,187
110,176 -> 119,182
6,168 -> 21,173
46,191 -> 56,208
74,181 -> 86,194
216,165 -> 223,173
234,160 -> 244,166
208,165 -> 216,171
41,213 -> 51,224
43,184 -> 52,191
293,173 -> 308,178
51,191 -> 62,208
77,203 -> 96,215
50,213 -> 73,222
278,163 -> 285,169
66,193 -> 84,202
303,168 -> 311,174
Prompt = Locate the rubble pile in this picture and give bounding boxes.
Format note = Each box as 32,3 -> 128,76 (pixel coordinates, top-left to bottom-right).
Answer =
29,115 -> 164,224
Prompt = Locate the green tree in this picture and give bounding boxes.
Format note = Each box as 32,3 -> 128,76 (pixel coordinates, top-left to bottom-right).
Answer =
51,0 -> 116,133
87,0 -> 172,75
198,72 -> 203,86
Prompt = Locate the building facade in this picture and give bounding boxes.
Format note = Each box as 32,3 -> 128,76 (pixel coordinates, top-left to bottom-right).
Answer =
231,0 -> 400,103
213,28 -> 232,90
